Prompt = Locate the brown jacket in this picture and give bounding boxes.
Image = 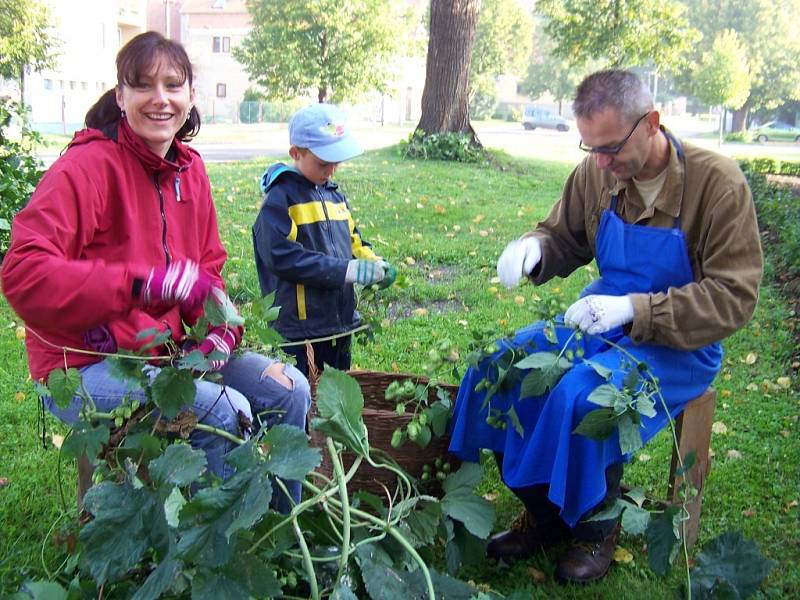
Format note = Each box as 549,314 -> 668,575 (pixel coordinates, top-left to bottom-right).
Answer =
529,129 -> 763,350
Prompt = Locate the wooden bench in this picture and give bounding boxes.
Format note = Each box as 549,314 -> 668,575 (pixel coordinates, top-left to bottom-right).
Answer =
76,389 -> 717,547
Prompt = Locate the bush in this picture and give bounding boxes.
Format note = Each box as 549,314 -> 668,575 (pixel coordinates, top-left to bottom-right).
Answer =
0,98 -> 43,260
743,169 -> 800,277
399,130 -> 485,163
469,88 -> 498,121
739,158 -> 800,177
506,107 -> 521,122
724,131 -> 751,143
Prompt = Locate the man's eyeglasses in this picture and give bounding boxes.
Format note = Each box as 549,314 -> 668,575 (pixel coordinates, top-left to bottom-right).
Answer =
578,111 -> 650,155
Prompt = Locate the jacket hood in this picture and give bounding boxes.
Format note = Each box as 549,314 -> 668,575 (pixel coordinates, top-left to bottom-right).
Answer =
260,162 -> 339,194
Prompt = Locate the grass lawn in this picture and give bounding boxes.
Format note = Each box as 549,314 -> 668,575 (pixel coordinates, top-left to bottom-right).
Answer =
0,146 -> 798,597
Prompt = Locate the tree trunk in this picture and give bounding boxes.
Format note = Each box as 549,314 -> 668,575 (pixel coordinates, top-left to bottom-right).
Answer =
415,0 -> 480,145
731,103 -> 749,132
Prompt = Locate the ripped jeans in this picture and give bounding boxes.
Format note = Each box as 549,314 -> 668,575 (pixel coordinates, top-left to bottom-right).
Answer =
43,352 -> 311,512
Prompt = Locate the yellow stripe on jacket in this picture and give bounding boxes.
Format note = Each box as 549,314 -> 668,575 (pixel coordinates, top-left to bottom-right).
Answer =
296,284 -> 307,320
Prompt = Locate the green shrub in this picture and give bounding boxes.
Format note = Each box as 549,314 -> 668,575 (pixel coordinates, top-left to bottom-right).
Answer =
739,157 -> 800,177
399,129 -> 485,163
506,107 -> 521,122
469,88 -> 498,121
744,170 -> 800,276
0,98 -> 43,259
724,131 -> 751,143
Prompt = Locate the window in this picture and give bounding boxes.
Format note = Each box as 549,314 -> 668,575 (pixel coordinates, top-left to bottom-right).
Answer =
69,80 -> 76,90
81,81 -> 88,91
212,36 -> 230,53
43,79 -> 53,90
216,83 -> 227,98
212,0 -> 226,8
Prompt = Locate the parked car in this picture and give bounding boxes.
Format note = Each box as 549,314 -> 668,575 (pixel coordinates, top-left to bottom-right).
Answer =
751,121 -> 800,143
522,106 -> 571,132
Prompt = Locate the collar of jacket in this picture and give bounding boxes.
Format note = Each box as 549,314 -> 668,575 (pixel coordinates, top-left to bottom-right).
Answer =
609,126 -> 684,219
117,118 -> 194,174
261,161 -> 340,193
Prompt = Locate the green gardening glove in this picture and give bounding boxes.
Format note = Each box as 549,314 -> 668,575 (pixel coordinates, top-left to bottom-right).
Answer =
377,261 -> 397,289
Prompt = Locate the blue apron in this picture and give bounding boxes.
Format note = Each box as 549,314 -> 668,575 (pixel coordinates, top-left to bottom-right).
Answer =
449,157 -> 722,528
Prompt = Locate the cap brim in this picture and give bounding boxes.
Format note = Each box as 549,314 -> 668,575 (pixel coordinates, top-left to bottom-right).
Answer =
310,135 -> 363,162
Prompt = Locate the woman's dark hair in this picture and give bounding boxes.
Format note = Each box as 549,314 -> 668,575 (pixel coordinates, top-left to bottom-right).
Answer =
84,31 -> 201,140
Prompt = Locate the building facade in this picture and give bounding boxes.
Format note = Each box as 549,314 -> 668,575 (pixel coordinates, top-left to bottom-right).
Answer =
24,0 -> 147,134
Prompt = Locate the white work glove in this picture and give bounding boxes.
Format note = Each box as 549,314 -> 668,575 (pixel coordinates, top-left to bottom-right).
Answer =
345,259 -> 387,285
497,237 -> 542,289
564,294 -> 634,335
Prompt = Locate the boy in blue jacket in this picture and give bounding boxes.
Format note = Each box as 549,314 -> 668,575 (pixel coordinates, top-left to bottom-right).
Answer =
253,103 -> 395,376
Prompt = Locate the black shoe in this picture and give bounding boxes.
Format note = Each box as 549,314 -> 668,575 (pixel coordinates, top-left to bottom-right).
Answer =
555,524 -> 619,583
487,511 -> 571,563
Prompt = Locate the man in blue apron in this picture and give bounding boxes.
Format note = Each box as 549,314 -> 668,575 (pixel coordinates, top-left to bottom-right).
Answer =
449,70 -> 763,583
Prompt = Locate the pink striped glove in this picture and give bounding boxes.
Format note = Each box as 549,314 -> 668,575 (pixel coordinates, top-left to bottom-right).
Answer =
197,326 -> 237,371
140,260 -> 212,312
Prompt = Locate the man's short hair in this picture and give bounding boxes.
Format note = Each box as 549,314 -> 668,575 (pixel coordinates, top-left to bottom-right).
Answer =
572,70 -> 653,124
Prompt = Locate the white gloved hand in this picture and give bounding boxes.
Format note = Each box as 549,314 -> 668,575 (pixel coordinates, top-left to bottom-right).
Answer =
345,259 -> 387,285
564,294 -> 634,335
496,236 -> 542,289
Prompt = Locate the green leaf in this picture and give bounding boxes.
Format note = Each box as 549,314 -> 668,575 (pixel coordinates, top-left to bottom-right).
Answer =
587,383 -> 622,408
635,393 -> 657,418
573,407 -> 618,440
136,327 -> 173,351
163,486 -> 186,528
442,462 -> 483,494
583,358 -> 613,380
441,490 -> 495,540
311,368 -> 368,455
675,451 -> 697,477
80,482 -> 169,584
130,557 -> 182,600
621,503 -> 650,535
61,420 -> 109,463
623,368 -> 640,392
177,349 -> 210,371
413,423 -> 432,449
193,554 -> 282,600
617,412 -> 643,454
46,368 -> 81,410
177,463 -> 273,567
356,543 -> 410,599
151,367 -> 196,419
106,355 -> 146,388
585,498 -> 626,522
517,352 -> 572,398
331,584 -> 359,600
204,288 -> 245,328
625,487 -> 647,508
259,423 -> 321,480
427,401 -> 451,437
445,520 -> 487,575
18,581 -> 67,600
646,505 -> 681,576
690,531 -> 776,599
506,405 -> 524,437
404,500 -> 442,547
149,443 -> 207,487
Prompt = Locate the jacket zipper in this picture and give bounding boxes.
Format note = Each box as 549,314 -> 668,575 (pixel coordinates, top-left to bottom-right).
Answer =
317,187 -> 344,330
153,173 -> 172,265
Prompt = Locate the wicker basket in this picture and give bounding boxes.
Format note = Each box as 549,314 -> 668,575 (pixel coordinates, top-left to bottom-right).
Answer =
308,369 -> 460,497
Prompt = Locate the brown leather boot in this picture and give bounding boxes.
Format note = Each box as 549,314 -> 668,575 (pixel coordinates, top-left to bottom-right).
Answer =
487,511 -> 571,563
554,524 -> 619,583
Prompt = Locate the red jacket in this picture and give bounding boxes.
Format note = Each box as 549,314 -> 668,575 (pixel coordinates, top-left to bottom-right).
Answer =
1,119 -> 239,381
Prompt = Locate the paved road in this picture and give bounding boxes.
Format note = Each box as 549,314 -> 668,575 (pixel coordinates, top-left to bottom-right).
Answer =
37,119 -> 800,166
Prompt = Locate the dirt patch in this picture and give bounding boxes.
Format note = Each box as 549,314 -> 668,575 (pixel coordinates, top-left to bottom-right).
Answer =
766,174 -> 800,197
386,298 -> 463,320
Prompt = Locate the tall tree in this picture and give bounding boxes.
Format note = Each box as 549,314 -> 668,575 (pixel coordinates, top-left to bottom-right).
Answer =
535,0 -> 698,73
0,0 -> 58,102
682,0 -> 800,130
235,0 -> 402,103
470,0 -> 534,93
693,30 -> 751,145
416,0 -> 480,140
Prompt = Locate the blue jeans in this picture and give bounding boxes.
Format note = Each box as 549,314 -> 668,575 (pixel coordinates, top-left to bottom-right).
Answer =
44,352 -> 311,512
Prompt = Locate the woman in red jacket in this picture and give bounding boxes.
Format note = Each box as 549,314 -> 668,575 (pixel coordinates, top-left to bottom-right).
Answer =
1,31 -> 310,510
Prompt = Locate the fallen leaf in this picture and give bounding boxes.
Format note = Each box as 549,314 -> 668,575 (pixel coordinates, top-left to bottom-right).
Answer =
784,500 -> 798,512
712,421 -> 728,435
742,508 -> 755,518
721,389 -> 732,397
726,449 -> 742,460
779,430 -> 790,438
51,434 -> 64,449
776,377 -> 791,389
15,326 -> 25,341
472,214 -> 485,223
514,296 -> 525,305
0,477 -> 8,488
391,362 -> 399,373
746,382 -> 758,392
404,256 -> 416,265
434,205 -> 446,214
526,566 -> 547,583
613,547 -> 634,564
490,276 -> 500,284
638,453 -> 652,462
412,308 -> 428,317
14,392 -> 25,402
488,286 -> 498,294
744,352 -> 758,365
483,492 -> 498,502
452,225 -> 461,232
723,373 -> 732,381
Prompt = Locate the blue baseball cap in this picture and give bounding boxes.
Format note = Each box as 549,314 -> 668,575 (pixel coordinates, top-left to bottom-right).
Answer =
289,103 -> 363,163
